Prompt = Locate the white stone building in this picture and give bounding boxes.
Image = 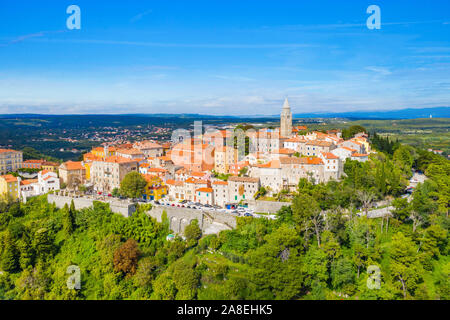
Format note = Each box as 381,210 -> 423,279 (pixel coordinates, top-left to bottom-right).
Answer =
228,176 -> 260,203
212,180 -> 229,207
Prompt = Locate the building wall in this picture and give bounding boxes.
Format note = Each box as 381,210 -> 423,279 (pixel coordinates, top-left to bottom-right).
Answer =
212,183 -> 229,207
228,178 -> 259,203
0,176 -> 20,201
91,160 -> 137,192
0,150 -> 23,175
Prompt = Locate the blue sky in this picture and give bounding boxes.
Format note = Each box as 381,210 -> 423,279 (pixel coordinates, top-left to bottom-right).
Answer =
0,0 -> 449,115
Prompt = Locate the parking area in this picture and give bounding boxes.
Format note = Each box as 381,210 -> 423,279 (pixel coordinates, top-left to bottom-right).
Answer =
151,199 -> 276,220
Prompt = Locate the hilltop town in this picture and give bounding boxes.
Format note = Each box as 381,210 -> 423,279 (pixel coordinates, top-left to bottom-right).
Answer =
1,99 -> 371,210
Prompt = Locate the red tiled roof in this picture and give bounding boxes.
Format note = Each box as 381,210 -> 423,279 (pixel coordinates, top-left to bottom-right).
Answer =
321,152 -> 339,159
1,174 -> 18,183
166,179 -> 184,186
212,180 -> 228,185
20,179 -> 38,186
196,187 -> 213,193
148,168 -> 167,173
257,160 -> 281,168
185,177 -> 208,184
62,161 -> 85,170
103,156 -> 138,164
0,149 -> 21,153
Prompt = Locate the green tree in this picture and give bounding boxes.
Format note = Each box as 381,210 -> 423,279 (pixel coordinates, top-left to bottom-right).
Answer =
172,260 -> 199,300
32,228 -> 54,261
119,172 -> 147,199
1,232 -> 19,272
292,194 -> 323,247
62,202 -> 76,235
184,219 -> 202,247
8,203 -> 23,218
342,125 -> 366,140
151,273 -> 176,300
391,198 -> 411,222
331,257 -> 355,293
418,224 -> 447,259
390,232 -> 423,299
303,246 -> 328,288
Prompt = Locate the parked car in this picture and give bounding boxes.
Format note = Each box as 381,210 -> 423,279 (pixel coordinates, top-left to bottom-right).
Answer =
244,213 -> 253,217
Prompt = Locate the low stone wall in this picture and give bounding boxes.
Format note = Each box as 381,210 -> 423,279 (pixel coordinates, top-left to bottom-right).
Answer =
47,194 -> 136,217
247,200 -> 291,214
148,205 -> 236,235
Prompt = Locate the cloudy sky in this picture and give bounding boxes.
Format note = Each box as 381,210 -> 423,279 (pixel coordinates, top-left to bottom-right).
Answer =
0,0 -> 449,115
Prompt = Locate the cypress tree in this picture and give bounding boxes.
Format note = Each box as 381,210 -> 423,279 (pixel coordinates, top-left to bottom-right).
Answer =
1,232 -> 19,272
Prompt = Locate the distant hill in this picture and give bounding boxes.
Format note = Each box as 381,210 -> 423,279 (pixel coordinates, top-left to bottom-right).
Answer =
291,107 -> 450,120
1,107 -> 449,120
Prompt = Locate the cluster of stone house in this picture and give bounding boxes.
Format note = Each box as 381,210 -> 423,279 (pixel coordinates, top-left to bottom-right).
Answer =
166,175 -> 260,207
0,170 -> 60,202
52,99 -> 370,205
1,99 -> 372,207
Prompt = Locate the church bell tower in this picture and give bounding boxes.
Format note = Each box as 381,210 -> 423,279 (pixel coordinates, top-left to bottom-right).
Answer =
280,98 -> 292,137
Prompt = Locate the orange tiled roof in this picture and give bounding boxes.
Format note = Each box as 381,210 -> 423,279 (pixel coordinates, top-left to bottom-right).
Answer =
1,174 -> 18,183
191,171 -> 205,177
62,161 -> 84,170
142,174 -> 161,182
185,177 -> 208,184
20,179 -> 38,186
212,180 -> 228,185
228,176 -> 259,183
321,152 -> 339,159
103,156 -> 138,164
166,179 -> 184,186
352,153 -> 368,157
257,160 -> 281,168
42,161 -> 59,166
279,156 -> 323,165
134,141 -> 163,149
348,139 -> 362,146
117,148 -> 144,155
196,187 -> 213,193
306,157 -> 324,165
24,159 -> 45,164
0,149 -> 20,153
148,168 -> 167,173
306,140 -> 333,147
284,136 -> 305,143
274,148 -> 295,155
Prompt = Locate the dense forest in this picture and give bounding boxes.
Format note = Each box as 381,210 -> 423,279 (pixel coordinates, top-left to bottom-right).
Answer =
0,139 -> 448,300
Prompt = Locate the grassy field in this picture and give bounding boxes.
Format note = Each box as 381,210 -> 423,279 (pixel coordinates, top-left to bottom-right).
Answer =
302,118 -> 450,155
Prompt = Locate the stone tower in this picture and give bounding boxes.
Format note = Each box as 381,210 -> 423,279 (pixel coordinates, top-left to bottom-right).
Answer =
280,98 -> 292,137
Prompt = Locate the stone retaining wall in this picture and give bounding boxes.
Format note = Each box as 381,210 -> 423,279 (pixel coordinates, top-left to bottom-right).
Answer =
247,200 -> 291,214
47,194 -> 136,217
148,205 -> 236,235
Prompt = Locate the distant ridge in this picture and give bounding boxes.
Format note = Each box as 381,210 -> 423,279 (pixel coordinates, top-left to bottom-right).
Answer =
1,107 -> 449,120
292,107 -> 450,120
